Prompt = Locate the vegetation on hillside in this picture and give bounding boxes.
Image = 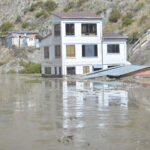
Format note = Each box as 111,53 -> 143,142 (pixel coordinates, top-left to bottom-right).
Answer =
30,0 -> 57,18
19,60 -> 41,74
0,22 -> 14,35
64,0 -> 87,12
109,8 -> 121,23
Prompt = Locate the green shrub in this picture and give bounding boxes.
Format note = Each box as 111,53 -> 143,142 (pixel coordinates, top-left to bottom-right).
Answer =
1,22 -> 14,32
76,0 -> 86,7
30,0 -> 57,12
16,16 -> 22,23
109,8 -> 121,23
7,69 -> 16,74
122,17 -> 133,27
96,10 -> 102,15
0,31 -> 8,36
22,22 -> 29,28
30,1 -> 43,11
135,1 -> 145,11
139,15 -> 147,25
44,0 -> 57,12
64,1 -> 75,12
19,60 -> 41,74
36,10 -> 46,18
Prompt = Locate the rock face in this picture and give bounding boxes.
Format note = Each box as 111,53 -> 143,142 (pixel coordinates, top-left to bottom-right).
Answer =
0,0 -> 150,37
129,41 -> 150,65
0,47 -> 41,73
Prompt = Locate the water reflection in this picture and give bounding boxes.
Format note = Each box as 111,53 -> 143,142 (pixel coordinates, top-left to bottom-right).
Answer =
0,75 -> 150,150
61,81 -> 128,130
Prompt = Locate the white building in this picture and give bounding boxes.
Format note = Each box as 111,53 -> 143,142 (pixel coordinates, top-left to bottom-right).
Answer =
41,12 -> 129,76
6,31 -> 40,48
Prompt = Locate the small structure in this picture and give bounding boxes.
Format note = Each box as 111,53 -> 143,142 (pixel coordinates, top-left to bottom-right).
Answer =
6,31 -> 40,48
40,11 -> 130,77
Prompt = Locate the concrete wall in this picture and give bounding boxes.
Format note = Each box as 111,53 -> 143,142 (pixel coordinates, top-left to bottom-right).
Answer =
61,19 -> 103,75
41,15 -> 62,75
103,39 -> 127,68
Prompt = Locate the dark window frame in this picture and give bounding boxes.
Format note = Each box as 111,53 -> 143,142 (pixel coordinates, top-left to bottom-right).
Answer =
82,24 -> 97,35
55,45 -> 61,58
55,67 -> 57,75
54,24 -> 60,36
66,24 -> 75,36
44,46 -> 49,59
107,44 -> 120,54
59,67 -> 62,75
82,45 -> 98,57
45,67 -> 51,74
67,67 -> 76,75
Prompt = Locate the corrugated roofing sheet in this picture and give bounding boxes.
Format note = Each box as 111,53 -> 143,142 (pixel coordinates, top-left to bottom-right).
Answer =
82,65 -> 150,79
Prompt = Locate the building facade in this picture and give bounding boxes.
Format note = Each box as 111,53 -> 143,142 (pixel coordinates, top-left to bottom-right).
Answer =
41,12 -> 129,76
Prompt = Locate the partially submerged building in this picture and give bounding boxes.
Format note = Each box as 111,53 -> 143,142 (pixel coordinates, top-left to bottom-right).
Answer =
6,31 -> 40,48
41,12 -> 130,76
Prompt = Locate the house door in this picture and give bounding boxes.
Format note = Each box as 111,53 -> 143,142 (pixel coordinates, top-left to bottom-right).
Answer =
83,66 -> 90,74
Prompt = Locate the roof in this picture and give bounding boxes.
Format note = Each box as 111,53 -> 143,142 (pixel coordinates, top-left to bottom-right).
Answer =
51,11 -> 103,19
103,33 -> 128,39
82,65 -> 150,79
9,30 -> 39,34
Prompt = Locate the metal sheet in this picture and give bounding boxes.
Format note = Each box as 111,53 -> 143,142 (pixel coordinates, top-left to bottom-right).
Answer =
82,65 -> 150,79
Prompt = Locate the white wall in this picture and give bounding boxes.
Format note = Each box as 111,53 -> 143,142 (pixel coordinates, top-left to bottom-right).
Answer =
61,19 -> 103,75
103,39 -> 127,67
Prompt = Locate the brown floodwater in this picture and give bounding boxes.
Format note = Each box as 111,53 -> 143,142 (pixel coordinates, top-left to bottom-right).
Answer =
0,74 -> 150,150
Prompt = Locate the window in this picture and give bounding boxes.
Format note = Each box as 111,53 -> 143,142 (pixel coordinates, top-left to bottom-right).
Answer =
45,67 -> 51,74
59,67 -> 62,75
54,24 -> 60,36
82,24 -> 97,35
55,45 -> 61,58
82,45 -> 97,57
55,67 -> 57,75
66,45 -> 75,58
107,44 -> 120,53
44,47 -> 49,59
66,24 -> 74,35
67,67 -> 76,75
83,66 -> 90,74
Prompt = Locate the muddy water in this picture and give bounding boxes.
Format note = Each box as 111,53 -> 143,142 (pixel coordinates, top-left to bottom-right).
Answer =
0,75 -> 150,150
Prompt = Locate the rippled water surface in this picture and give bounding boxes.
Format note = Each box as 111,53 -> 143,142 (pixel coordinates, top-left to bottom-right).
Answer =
0,75 -> 150,150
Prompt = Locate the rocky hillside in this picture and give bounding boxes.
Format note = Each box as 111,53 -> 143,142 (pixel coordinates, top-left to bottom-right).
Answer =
129,41 -> 150,65
0,0 -> 150,40
0,46 -> 41,73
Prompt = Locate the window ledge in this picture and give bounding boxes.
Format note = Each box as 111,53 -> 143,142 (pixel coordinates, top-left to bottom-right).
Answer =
82,35 -> 98,37
107,53 -> 120,55
66,57 -> 76,59
65,35 -> 75,37
82,57 -> 98,58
